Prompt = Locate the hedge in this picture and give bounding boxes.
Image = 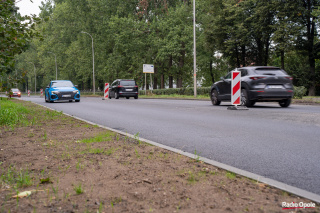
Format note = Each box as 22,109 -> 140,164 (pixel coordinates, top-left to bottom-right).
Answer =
139,87 -> 211,96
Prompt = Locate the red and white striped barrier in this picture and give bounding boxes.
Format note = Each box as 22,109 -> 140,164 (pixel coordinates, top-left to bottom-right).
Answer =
40,89 -> 43,97
28,90 -> 30,97
103,83 -> 109,100
231,70 -> 241,106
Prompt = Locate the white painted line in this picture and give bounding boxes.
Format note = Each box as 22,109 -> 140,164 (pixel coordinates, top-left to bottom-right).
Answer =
33,101 -> 320,204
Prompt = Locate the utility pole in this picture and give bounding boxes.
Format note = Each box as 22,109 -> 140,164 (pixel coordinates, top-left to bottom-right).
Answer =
193,0 -> 197,97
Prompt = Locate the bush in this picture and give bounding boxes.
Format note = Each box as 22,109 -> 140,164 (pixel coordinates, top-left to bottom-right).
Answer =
139,87 -> 211,96
293,86 -> 307,99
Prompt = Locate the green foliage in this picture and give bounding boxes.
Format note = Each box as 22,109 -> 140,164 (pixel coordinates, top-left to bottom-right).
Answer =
0,166 -> 33,189
0,99 -> 28,127
225,172 -> 236,179
79,132 -> 114,143
86,148 -> 104,154
293,86 -> 307,99
73,183 -> 84,195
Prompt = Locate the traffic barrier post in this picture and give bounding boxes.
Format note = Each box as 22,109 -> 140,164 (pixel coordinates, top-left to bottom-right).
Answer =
102,83 -> 109,100
228,69 -> 248,110
232,70 -> 241,106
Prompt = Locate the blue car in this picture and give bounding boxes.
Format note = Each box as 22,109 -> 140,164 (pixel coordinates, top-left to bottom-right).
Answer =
45,80 -> 80,103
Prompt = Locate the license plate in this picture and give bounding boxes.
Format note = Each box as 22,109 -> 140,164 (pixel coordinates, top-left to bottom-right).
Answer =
62,95 -> 71,97
126,89 -> 133,91
267,85 -> 283,89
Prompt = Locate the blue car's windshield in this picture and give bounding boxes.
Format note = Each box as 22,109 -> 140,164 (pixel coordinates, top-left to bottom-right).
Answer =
51,81 -> 74,87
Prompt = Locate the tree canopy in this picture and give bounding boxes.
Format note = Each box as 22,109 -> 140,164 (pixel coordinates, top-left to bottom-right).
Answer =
3,0 -> 320,95
0,0 -> 40,89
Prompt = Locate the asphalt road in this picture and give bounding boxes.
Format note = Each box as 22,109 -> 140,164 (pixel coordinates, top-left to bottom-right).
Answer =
17,95 -> 320,196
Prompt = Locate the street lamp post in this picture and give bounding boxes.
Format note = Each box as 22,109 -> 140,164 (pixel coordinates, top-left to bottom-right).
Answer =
27,62 -> 36,94
48,52 -> 58,80
193,0 -> 197,97
81,31 -> 95,95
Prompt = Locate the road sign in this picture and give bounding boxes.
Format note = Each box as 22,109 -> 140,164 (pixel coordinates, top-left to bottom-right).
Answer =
143,64 -> 154,73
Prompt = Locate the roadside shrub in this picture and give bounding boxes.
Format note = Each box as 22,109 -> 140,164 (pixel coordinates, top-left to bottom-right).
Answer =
293,86 -> 307,99
139,87 -> 211,96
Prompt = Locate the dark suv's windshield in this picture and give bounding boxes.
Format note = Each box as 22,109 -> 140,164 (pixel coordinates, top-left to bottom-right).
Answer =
51,81 -> 74,87
120,80 -> 136,86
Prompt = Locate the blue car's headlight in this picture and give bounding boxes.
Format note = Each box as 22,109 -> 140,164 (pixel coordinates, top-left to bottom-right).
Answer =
73,90 -> 80,94
51,91 -> 59,94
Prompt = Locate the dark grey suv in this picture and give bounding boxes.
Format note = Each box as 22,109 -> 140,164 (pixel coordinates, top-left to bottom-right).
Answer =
210,66 -> 294,107
109,79 -> 138,99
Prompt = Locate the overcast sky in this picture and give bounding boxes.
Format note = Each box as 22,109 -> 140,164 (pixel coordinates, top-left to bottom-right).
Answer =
16,0 -> 43,17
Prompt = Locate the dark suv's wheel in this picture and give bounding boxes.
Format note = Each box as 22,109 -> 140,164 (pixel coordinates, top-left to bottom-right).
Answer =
115,92 -> 119,99
241,89 -> 255,107
279,98 -> 291,107
211,90 -> 221,105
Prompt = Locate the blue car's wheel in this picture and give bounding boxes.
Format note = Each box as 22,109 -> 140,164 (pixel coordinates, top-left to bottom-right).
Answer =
45,93 -> 49,102
49,93 -> 54,103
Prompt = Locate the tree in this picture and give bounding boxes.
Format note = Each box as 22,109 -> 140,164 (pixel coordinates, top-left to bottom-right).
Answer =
0,0 -> 39,90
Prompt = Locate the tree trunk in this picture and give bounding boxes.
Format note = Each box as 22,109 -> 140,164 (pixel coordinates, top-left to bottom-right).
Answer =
169,55 -> 173,88
306,0 -> 316,96
281,50 -> 285,70
177,42 -> 185,88
209,59 -> 214,84
169,76 -> 173,88
235,45 -> 240,67
161,74 -> 164,89
153,65 -> 158,89
264,37 -> 270,66
241,45 -> 246,67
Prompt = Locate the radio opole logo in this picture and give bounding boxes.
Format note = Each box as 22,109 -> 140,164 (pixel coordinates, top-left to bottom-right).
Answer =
282,201 -> 316,210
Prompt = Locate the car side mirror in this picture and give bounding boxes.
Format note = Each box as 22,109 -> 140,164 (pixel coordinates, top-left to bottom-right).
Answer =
46,86 -> 49,89
220,77 -> 224,80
